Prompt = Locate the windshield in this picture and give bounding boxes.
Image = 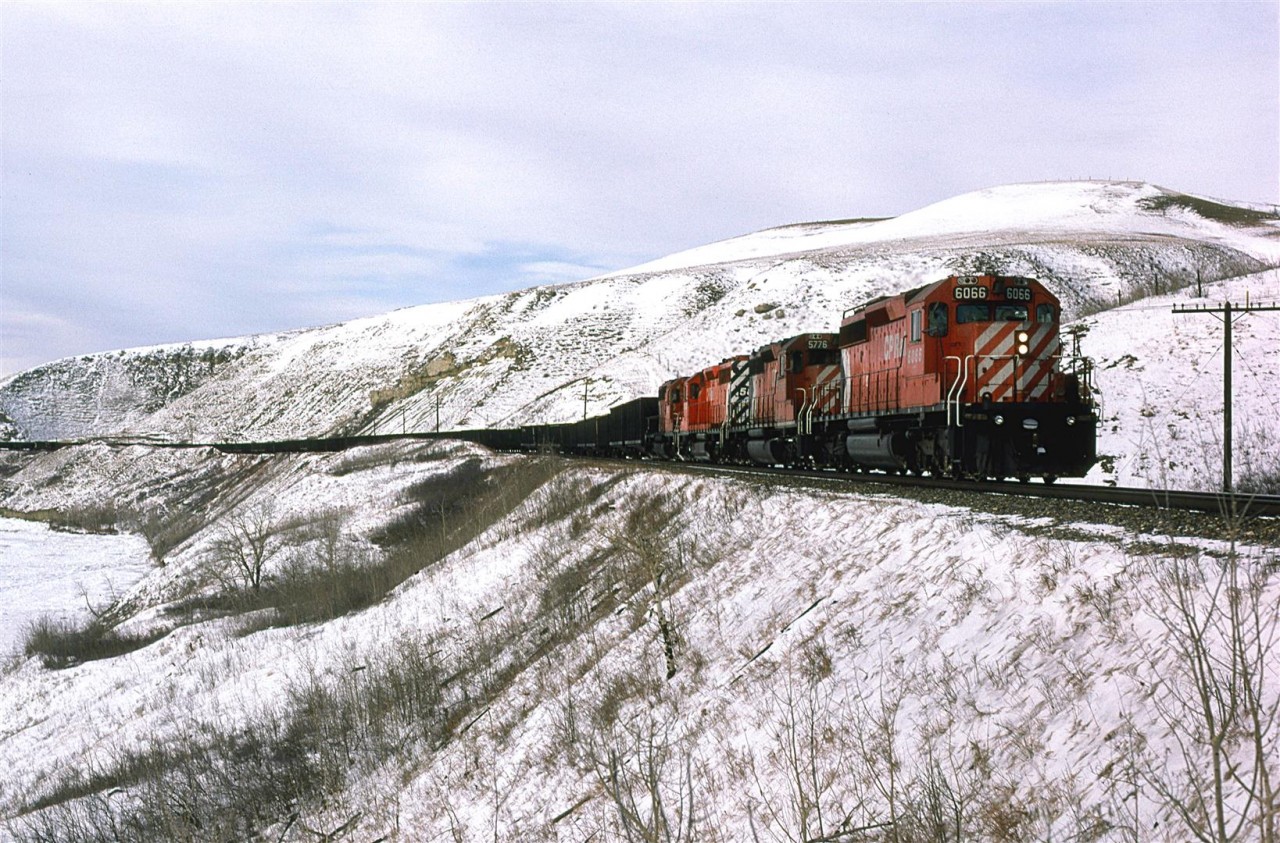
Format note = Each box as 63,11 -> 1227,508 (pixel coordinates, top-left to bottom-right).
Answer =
994,304 -> 1028,322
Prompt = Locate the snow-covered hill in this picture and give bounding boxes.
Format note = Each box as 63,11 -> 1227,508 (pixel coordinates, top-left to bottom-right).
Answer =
0,439 -> 1276,841
2,182 -> 1277,467
0,180 -> 1277,842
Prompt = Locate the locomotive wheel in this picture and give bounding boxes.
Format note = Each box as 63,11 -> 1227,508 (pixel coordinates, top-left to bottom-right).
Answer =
1017,475 -> 1031,484
1043,475 -> 1058,485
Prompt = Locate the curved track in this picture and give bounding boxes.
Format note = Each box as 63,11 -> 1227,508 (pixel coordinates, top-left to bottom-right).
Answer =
656,460 -> 1280,519
3,433 -> 1278,518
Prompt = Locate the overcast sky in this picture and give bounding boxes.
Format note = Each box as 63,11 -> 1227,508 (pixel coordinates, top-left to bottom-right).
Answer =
2,1 -> 1277,376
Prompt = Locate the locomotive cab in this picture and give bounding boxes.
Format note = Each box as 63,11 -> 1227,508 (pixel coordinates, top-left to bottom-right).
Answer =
744,333 -> 840,465
922,274 -> 1096,480
653,377 -> 688,458
834,274 -> 1097,480
682,356 -> 747,461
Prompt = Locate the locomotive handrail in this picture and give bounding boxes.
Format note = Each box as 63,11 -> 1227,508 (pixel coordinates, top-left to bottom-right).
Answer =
945,355 -> 965,426
722,391 -> 731,446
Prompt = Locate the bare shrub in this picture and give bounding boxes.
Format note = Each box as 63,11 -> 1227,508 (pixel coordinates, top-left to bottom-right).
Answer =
374,456 -> 556,569
16,716 -> 332,842
586,706 -> 700,843
1133,545 -> 1279,843
739,650 -> 869,843
48,502 -> 120,534
1234,419 -> 1280,495
536,548 -> 608,642
134,506 -> 205,562
16,635 -> 449,842
603,492 -> 687,679
185,459 -> 562,632
372,457 -> 488,548
204,501 -> 295,592
21,613 -> 165,669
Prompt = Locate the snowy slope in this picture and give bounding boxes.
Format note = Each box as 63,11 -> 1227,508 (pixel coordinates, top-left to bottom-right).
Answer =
0,178 -> 1277,838
2,181 -> 1276,450
0,442 -> 1275,841
1086,268 -> 1280,491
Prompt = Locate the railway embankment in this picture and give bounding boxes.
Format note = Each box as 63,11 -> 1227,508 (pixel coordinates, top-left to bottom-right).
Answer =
1,441 -> 1276,840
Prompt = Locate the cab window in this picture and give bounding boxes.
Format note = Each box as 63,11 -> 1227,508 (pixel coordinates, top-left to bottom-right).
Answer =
910,310 -> 922,342
927,302 -> 949,336
994,304 -> 1028,322
957,304 -> 988,324
1037,304 -> 1056,324
689,382 -> 701,399
788,350 -> 804,373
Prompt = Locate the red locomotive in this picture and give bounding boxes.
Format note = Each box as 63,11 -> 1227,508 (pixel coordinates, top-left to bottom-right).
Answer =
653,274 -> 1097,482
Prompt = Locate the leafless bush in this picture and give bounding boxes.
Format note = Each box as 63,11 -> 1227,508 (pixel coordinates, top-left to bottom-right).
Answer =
204,501 -> 294,592
738,649 -> 869,843
21,613 -> 165,670
374,456 -> 556,565
1133,545 -> 1279,842
1234,419 -> 1280,495
134,506 -> 206,562
603,492 -> 687,679
536,548 -> 608,642
48,502 -> 120,534
16,633 -> 451,842
15,715 -> 332,843
585,705 -> 700,843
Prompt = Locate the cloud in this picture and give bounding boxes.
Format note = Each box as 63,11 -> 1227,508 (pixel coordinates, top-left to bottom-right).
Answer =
1,1 -> 1276,375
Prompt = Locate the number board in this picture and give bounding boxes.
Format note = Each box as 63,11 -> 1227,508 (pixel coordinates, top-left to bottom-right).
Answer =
954,285 -> 988,301
1004,286 -> 1032,302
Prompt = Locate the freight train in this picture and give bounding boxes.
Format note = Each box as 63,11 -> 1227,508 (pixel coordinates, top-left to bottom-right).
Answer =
2,274 -> 1098,484
489,274 -> 1098,483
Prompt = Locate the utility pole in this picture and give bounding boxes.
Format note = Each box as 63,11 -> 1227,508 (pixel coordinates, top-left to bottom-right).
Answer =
1173,296 -> 1280,494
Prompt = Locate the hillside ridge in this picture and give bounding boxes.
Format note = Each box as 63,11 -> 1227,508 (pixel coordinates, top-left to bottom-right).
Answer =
2,181 -> 1276,479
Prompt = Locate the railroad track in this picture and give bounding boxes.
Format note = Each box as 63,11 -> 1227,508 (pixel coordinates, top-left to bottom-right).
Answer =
4,434 -> 1278,519
652,460 -> 1280,519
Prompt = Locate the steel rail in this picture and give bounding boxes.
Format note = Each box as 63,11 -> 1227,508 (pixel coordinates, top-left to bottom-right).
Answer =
4,435 -> 1278,518
608,460 -> 1280,518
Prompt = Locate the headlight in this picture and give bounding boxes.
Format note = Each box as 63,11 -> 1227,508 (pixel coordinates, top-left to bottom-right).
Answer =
1018,332 -> 1029,343
994,414 -> 1005,426
1022,418 -> 1039,430
1018,344 -> 1029,355
1066,416 -> 1077,426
